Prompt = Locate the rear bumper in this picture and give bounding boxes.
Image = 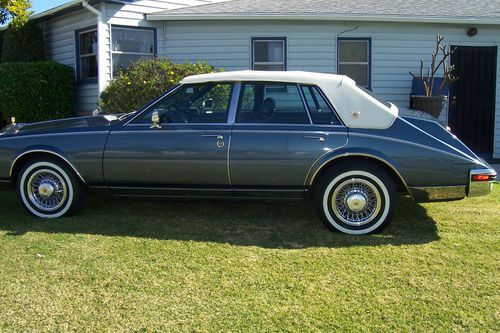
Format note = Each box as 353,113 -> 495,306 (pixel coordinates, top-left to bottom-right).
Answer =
409,167 -> 496,202
468,168 -> 497,197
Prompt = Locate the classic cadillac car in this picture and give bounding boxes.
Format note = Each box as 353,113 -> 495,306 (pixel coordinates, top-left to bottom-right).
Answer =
0,71 -> 496,234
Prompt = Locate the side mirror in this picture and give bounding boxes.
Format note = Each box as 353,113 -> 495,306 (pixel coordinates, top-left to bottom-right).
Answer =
202,98 -> 214,111
151,111 -> 162,129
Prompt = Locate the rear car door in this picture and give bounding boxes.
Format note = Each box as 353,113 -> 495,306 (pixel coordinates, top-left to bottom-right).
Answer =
229,82 -> 348,195
103,83 -> 234,194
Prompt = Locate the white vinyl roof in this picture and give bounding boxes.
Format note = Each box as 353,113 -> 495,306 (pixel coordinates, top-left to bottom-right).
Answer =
182,71 -> 399,129
181,70 -> 349,85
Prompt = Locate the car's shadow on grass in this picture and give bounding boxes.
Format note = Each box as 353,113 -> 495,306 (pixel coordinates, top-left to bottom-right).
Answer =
0,192 -> 440,248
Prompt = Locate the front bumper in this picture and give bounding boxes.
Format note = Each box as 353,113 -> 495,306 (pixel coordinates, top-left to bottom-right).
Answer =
468,168 -> 497,197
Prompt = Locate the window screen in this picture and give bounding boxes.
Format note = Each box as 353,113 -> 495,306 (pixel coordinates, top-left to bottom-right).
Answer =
252,38 -> 286,71
338,39 -> 371,88
112,27 -> 156,76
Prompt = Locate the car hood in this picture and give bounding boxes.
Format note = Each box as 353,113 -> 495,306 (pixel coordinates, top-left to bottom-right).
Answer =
0,115 -> 119,137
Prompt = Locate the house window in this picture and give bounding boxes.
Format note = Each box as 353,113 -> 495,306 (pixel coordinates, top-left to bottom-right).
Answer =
111,26 -> 156,76
78,28 -> 98,80
338,38 -> 371,88
252,37 -> 286,71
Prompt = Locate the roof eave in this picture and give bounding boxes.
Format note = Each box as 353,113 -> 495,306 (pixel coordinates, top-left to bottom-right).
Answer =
146,13 -> 500,25
29,0 -> 128,21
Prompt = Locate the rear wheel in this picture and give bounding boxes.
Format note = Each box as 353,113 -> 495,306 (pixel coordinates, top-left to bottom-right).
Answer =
17,158 -> 86,218
314,162 -> 396,234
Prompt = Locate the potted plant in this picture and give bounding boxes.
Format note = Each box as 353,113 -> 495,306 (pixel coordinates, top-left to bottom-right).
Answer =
410,34 -> 459,118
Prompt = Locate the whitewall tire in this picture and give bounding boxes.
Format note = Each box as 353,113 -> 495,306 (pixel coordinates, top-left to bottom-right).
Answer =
17,159 -> 85,218
315,162 -> 396,234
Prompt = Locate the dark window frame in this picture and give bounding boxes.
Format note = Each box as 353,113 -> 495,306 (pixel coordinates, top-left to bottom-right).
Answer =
235,81 -> 312,125
111,25 -> 158,77
337,37 -> 372,90
131,82 -> 234,125
75,25 -> 98,83
251,37 -> 287,71
299,84 -> 343,126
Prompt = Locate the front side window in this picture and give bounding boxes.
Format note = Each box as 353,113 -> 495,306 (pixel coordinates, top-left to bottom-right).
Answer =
301,85 -> 341,125
338,38 -> 371,88
133,83 -> 233,124
252,38 -> 286,71
237,83 -> 310,124
78,29 -> 98,80
112,27 -> 156,76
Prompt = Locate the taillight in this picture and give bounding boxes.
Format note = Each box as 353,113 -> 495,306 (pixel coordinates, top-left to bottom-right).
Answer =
471,174 -> 493,181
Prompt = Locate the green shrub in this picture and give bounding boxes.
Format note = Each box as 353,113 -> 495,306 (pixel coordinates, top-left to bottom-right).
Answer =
99,58 -> 218,114
0,61 -> 74,123
1,20 -> 44,62
0,30 -> 4,62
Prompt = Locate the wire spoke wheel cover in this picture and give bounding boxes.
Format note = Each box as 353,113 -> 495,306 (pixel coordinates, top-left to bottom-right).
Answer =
19,161 -> 76,218
331,178 -> 381,227
317,167 -> 394,235
27,169 -> 68,212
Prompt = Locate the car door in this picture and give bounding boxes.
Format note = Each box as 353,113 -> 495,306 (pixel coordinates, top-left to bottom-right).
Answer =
103,82 -> 234,195
229,82 -> 348,195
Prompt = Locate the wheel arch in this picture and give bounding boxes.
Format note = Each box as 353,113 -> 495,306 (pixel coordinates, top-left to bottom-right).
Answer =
10,150 -> 86,185
307,153 -> 413,200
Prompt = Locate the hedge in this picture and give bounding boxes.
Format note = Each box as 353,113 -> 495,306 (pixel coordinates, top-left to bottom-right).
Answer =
0,30 -> 4,62
99,58 -> 218,114
0,61 -> 74,123
1,21 -> 44,63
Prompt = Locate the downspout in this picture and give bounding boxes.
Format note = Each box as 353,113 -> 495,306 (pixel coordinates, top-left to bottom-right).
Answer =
82,0 -> 108,96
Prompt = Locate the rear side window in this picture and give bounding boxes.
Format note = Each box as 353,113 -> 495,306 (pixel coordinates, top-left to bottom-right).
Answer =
301,85 -> 341,125
237,83 -> 310,124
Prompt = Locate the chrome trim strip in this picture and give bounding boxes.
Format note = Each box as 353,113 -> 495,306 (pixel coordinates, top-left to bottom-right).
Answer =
111,129 -> 231,134
468,168 -> 496,197
349,132 -> 477,163
125,123 -> 230,127
233,123 -> 345,128
0,131 -> 109,139
232,130 -> 347,135
307,152 -> 414,201
398,116 -> 479,162
110,186 -> 233,191
9,150 -> 86,184
409,185 -> 466,202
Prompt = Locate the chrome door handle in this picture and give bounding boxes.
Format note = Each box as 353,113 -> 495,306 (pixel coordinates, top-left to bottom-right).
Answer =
304,135 -> 325,142
202,134 -> 224,140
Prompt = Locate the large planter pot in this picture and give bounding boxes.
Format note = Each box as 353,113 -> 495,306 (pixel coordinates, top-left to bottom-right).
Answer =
412,95 -> 447,118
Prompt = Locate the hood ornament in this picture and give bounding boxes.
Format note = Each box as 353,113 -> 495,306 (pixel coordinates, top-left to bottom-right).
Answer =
10,116 -> 16,125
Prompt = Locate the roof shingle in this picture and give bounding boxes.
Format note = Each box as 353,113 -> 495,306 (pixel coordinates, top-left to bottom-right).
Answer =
148,0 -> 500,21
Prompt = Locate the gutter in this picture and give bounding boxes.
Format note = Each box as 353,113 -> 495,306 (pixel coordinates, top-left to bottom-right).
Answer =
81,0 -> 108,94
146,13 -> 500,25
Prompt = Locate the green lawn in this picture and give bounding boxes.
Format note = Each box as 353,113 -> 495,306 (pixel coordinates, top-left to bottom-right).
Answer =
0,185 -> 499,332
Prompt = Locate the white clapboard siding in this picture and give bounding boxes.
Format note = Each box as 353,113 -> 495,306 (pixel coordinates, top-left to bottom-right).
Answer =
43,6 -> 102,114
42,0 -> 230,114
163,20 -> 500,155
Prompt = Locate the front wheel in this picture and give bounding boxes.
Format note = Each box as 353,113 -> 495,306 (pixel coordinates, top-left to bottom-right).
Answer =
17,158 -> 86,218
314,162 -> 396,234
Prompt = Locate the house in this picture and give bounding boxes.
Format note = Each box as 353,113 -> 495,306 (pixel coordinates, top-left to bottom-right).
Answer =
32,0 -> 500,159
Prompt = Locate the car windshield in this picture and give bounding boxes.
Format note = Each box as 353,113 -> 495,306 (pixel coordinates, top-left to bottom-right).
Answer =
356,85 -> 392,108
